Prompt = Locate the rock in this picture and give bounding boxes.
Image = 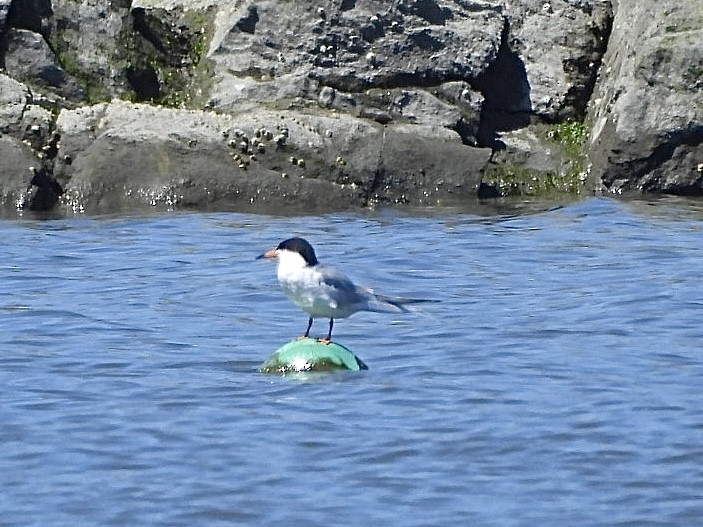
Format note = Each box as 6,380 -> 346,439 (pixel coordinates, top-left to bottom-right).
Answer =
373,88 -> 463,128
0,73 -> 59,210
373,123 -> 489,205
206,0 -> 505,116
588,0 -> 703,194
0,73 -> 59,151
43,0 -> 133,101
503,0 -> 612,120
472,0 -> 612,149
52,100 -> 486,213
6,0 -> 214,104
0,74 -> 55,151
481,124 -> 587,196
0,138 -> 34,208
432,81 -> 485,145
4,28 -> 86,103
6,0 -> 123,103
2,0 -> 698,211
52,102 -> 372,212
0,74 -> 31,135
126,3 -> 216,105
318,86 -> 337,108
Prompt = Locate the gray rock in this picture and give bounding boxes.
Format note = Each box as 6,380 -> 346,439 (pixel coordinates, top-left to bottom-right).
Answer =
0,73 -> 60,210
3,0 -> 698,212
0,73 -> 59,145
372,123 -> 489,205
52,102 -> 374,212
588,0 -> 703,194
200,0 -> 499,142
4,28 -> 86,103
206,0 -> 504,115
52,100 -> 488,213
7,0 -> 211,104
44,0 -> 133,100
0,137 -> 35,209
503,0 -> 612,120
377,89 -> 462,128
0,73 -> 55,144
0,74 -> 31,135
433,81 -> 485,145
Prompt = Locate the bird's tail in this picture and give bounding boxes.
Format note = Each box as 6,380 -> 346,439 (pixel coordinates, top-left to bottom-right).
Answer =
374,294 -> 436,313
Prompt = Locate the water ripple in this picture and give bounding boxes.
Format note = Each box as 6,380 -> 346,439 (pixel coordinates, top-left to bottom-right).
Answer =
1,197 -> 703,525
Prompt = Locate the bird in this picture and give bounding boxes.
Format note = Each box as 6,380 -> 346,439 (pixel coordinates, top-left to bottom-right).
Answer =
257,237 -> 426,342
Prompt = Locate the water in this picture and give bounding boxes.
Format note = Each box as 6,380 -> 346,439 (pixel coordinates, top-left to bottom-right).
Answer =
1,196 -> 702,526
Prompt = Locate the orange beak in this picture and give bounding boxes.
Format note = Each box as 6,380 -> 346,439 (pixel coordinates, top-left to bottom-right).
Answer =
256,249 -> 278,260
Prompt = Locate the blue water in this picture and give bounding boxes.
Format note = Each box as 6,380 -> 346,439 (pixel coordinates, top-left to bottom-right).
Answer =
1,196 -> 702,526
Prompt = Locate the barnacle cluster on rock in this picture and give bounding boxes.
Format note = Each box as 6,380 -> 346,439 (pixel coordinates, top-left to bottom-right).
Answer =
224,125 -> 290,170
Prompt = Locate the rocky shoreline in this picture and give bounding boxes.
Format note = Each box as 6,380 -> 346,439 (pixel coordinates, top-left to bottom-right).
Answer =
0,0 -> 701,214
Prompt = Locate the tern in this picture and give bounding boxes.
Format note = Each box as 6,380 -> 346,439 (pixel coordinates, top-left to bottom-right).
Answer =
257,237 -> 426,342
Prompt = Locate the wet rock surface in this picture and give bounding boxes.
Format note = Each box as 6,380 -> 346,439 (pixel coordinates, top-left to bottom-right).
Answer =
0,0 -> 700,214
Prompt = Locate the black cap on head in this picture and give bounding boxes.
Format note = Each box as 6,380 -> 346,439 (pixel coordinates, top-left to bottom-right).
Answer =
277,237 -> 318,266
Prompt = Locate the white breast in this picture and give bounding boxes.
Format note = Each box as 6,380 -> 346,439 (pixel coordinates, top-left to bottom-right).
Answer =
276,252 -> 341,317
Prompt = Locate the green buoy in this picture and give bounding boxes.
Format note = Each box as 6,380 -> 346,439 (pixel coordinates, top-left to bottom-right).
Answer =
260,338 -> 368,374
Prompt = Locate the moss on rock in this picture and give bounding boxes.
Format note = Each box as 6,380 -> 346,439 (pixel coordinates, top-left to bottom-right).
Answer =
123,7 -> 216,108
481,120 -> 589,198
481,164 -> 584,197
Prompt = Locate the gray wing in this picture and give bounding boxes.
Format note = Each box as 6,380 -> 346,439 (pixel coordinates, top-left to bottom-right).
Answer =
318,264 -> 435,314
317,265 -> 409,314
318,265 -> 373,301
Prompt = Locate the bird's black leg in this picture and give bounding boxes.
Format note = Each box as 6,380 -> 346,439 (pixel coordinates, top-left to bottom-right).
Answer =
324,318 -> 334,342
303,316 -> 314,338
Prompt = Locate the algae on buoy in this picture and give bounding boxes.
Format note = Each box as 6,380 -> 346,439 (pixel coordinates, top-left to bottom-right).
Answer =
260,338 -> 368,374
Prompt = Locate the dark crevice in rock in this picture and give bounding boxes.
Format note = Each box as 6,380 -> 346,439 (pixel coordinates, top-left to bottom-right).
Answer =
477,181 -> 500,199
6,0 -> 52,35
131,8 -> 206,67
16,127 -> 65,212
126,65 -> 160,101
364,20 -> 390,42
315,69 -> 470,95
408,28 -> 445,50
0,0 -> 8,64
131,8 -> 173,62
398,0 -> 452,26
235,6 -> 259,34
29,166 -> 63,211
473,18 -> 531,149
0,33 -> 7,71
661,179 -> 703,196
340,0 -> 356,11
560,4 -> 613,120
453,118 -> 479,147
127,7 -> 214,105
